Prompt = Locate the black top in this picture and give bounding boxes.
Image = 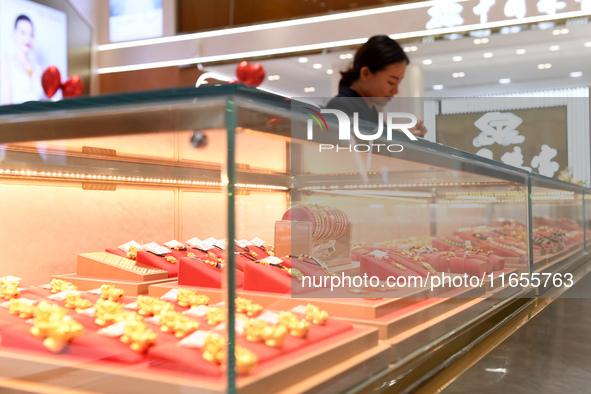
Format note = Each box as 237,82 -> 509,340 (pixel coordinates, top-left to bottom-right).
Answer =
325,83 -> 380,124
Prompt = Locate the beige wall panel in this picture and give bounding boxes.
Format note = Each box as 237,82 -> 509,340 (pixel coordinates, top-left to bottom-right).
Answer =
181,191 -> 287,245
0,184 -> 175,285
180,130 -> 287,172
33,132 -> 177,159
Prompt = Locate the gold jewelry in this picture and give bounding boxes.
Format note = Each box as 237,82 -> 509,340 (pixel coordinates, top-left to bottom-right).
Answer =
278,311 -> 309,338
305,304 -> 328,325
205,307 -> 225,326
0,277 -> 20,300
177,288 -> 210,308
243,318 -> 287,348
136,295 -> 174,317
100,284 -> 125,302
8,298 -> 36,319
120,320 -> 157,353
235,297 -> 263,317
126,245 -> 140,260
159,310 -> 200,338
64,293 -> 92,312
49,278 -> 77,293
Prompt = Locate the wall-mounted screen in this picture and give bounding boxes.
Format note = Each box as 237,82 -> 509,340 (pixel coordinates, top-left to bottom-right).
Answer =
0,0 -> 67,105
109,0 -> 163,43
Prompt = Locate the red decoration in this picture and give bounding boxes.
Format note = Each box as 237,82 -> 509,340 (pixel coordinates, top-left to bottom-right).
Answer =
41,66 -> 61,99
61,75 -> 83,98
235,61 -> 265,87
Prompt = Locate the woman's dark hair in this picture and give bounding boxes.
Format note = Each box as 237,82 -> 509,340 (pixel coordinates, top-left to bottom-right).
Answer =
14,14 -> 32,29
340,35 -> 409,87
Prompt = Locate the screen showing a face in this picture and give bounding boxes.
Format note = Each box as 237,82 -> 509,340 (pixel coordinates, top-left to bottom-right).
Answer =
0,0 -> 67,105
109,0 -> 163,43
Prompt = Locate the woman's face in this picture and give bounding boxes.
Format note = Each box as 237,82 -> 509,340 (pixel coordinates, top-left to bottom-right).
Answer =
14,20 -> 34,55
361,62 -> 407,106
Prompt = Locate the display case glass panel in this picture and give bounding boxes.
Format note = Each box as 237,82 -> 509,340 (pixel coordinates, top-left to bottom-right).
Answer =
0,86 -> 588,393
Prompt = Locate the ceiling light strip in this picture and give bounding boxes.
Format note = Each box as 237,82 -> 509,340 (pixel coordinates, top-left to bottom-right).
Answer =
98,9 -> 591,74
97,0 -> 462,51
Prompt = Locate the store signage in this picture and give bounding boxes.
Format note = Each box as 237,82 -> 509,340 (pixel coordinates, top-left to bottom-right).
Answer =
425,0 -> 589,31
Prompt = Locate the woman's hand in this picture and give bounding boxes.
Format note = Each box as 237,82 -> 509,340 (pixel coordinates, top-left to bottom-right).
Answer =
410,119 -> 427,138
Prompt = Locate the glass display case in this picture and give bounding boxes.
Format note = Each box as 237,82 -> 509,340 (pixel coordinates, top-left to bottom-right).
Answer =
0,85 -> 588,393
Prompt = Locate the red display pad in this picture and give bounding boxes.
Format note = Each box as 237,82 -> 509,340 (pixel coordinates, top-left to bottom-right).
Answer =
178,258 -> 244,288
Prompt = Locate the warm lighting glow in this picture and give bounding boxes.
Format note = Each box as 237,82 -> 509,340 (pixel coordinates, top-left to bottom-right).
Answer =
0,168 -> 288,191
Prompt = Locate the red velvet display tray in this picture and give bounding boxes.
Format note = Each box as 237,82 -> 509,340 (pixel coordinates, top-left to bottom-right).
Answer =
0,286 -> 385,394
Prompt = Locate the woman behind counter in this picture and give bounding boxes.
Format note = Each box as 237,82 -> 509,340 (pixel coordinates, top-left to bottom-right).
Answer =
326,35 -> 427,138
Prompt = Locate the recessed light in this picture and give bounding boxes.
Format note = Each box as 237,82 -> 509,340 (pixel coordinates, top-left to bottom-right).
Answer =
570,71 -> 583,77
452,72 -> 465,78
549,45 -> 560,51
326,69 -> 333,75
422,59 -> 433,65
403,46 -> 418,52
584,42 -> 591,47
432,84 -> 444,90
304,87 -> 316,93
298,57 -> 308,63
267,75 -> 280,81
473,37 -> 489,44
499,78 -> 511,84
515,49 -> 527,55
312,63 -> 323,69
537,63 -> 552,69
338,53 -> 353,60
483,52 -> 494,58
500,26 -> 521,34
452,56 -> 463,62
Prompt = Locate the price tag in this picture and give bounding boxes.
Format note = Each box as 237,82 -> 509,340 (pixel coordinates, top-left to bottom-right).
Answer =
1,275 -> 22,282
204,237 -> 218,245
124,302 -> 138,309
78,307 -> 95,316
260,256 -> 283,266
144,316 -> 161,325
213,239 -> 227,250
291,305 -> 307,316
0,298 -> 37,309
193,240 -> 215,251
251,237 -> 265,247
160,289 -> 179,302
98,321 -> 127,337
87,288 -> 102,295
178,330 -> 210,348
235,239 -> 251,249
118,240 -> 142,253
186,237 -> 202,248
216,319 -> 245,334
165,240 -> 184,249
47,290 -> 80,301
143,242 -> 171,256
183,305 -> 207,318
368,250 -> 388,260
256,311 -> 280,325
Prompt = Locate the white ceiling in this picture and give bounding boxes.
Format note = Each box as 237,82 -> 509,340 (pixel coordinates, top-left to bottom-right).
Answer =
207,19 -> 591,103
